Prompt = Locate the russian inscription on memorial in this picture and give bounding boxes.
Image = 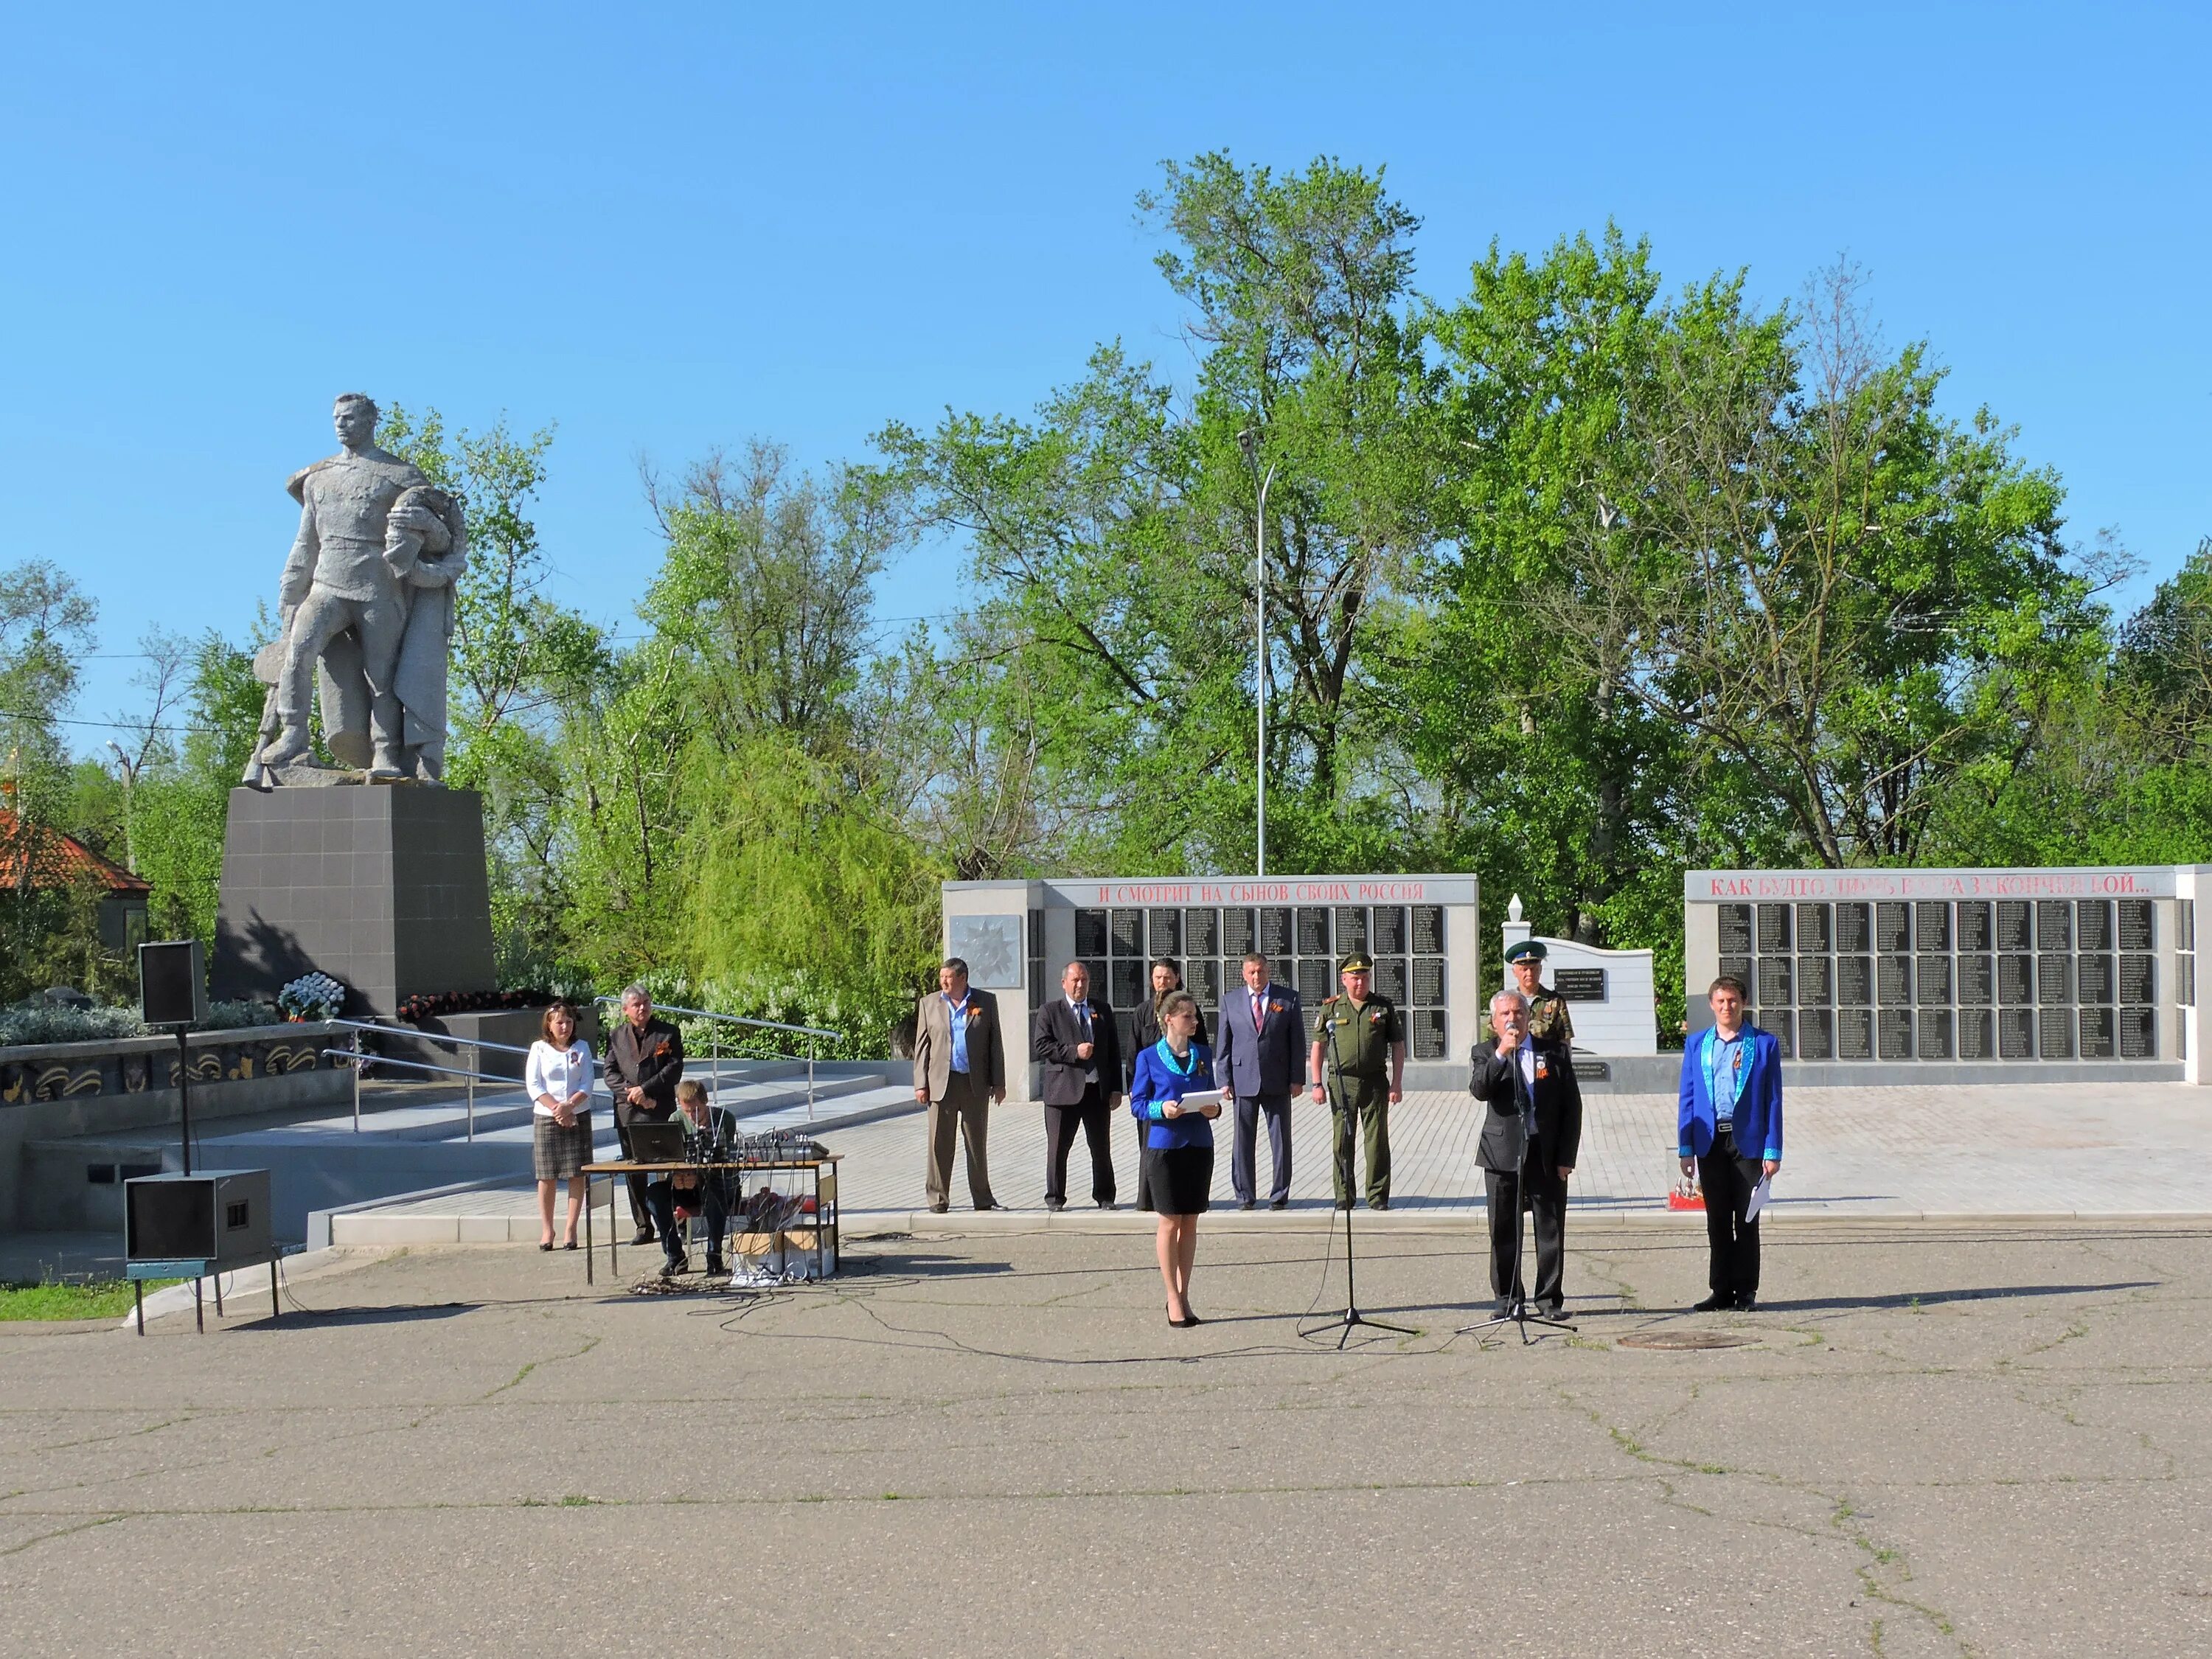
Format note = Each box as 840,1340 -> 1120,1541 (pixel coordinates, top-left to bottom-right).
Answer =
1837,1008 -> 1874,1060
1185,908 -> 1219,956
1998,1009 -> 2035,1059
1552,967 -> 1607,1001
1837,956 -> 1872,1006
1075,910 -> 1108,958
2077,900 -> 2112,953
1412,957 -> 1447,1006
2119,1006 -> 2157,1058
1878,1009 -> 1913,1059
1295,908 -> 1332,957
2078,955 -> 2114,1004
1958,1008 -> 1994,1060
2120,955 -> 2155,1006
1719,956 -> 1752,989
1410,1009 -> 1447,1060
2039,1007 -> 2074,1058
2036,900 -> 2072,952
1798,1008 -> 1834,1059
2079,1006 -> 2114,1058
1918,955 -> 1952,1004
1222,907 -> 1255,957
1957,955 -> 1993,1006
2118,900 -> 2154,951
1371,958 -> 1408,1003
1259,908 -> 1293,958
1758,959 -> 1792,1007
1148,908 -> 1180,955
1914,903 -> 1950,952
1110,908 -> 1144,956
1717,905 -> 1753,954
2037,953 -> 2072,1006
1996,902 -> 2031,952
1371,906 -> 1406,954
1333,907 -> 1367,953
1997,955 -> 2034,1005
1877,956 -> 1913,1006
1917,1008 -> 1953,1058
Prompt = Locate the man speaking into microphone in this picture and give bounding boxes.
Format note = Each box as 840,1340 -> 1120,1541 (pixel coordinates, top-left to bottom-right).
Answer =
1469,988 -> 1582,1318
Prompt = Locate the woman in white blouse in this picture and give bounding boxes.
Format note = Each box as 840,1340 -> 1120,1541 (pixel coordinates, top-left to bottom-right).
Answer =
526,1001 -> 595,1249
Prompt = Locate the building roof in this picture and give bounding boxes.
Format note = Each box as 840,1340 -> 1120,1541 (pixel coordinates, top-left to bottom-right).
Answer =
0,807 -> 152,897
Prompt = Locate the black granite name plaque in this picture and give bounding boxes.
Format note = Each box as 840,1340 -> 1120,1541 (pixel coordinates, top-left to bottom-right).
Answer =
1957,902 -> 1992,952
1957,955 -> 1993,1006
2118,1006 -> 2156,1058
1553,967 -> 1607,1001
1797,956 -> 1832,1005
2119,954 -> 2155,1006
1295,959 -> 1329,1004
1371,957 -> 1408,1003
1998,1009 -> 2035,1058
1371,906 -> 1406,955
1996,901 -> 2032,952
1295,907 -> 1332,957
1798,1008 -> 1834,1060
1917,1008 -> 1952,1058
2183,955 -> 2197,1007
1412,958 -> 1447,1006
1717,904 -> 1753,954
1719,956 -> 1752,990
2118,899 -> 2154,951
2077,955 -> 2114,1004
1837,1007 -> 1874,1060
1075,910 -> 1108,958
1876,902 -> 1911,954
1797,902 -> 1832,953
1878,956 -> 1913,1006
2037,953 -> 2072,1006
1111,959 -> 1143,1010
1259,908 -> 1294,959
1189,959 -> 1222,1006
1997,955 -> 2034,1005
2079,1006 -> 2114,1058
1878,1009 -> 1913,1058
2036,900 -> 2072,952
1837,956 -> 1873,1006
1333,907 -> 1367,953
1758,959 -> 1792,1008
2077,900 -> 2112,953
2038,1007 -> 2073,1059
1764,1009 -> 1795,1057
1110,908 -> 1144,956
1917,956 -> 1952,1005
1222,908 -> 1255,957
1410,1008 -> 1447,1061
1185,908 -> 1220,956
1958,1008 -> 1994,1060
1147,908 -> 1181,955
1757,903 -> 1792,952
1836,903 -> 1871,953
1913,903 -> 1950,952
1411,905 -> 1446,955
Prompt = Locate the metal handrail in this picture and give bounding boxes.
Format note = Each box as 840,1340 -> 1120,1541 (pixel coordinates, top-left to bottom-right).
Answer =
321,1048 -> 525,1142
324,1016 -> 538,1058
594,998 -> 838,1121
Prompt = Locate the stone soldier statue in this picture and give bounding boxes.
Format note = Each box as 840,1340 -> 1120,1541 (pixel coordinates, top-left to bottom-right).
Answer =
1307,952 -> 1407,1210
248,394 -> 463,784
1506,939 -> 1576,1045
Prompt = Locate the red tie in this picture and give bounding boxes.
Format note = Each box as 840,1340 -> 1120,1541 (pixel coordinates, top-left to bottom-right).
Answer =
1252,992 -> 1265,1032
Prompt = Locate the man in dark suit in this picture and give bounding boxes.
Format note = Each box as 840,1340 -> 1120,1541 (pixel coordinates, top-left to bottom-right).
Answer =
913,957 -> 1006,1213
1032,961 -> 1124,1210
1214,951 -> 1301,1210
1469,987 -> 1582,1317
602,984 -> 686,1246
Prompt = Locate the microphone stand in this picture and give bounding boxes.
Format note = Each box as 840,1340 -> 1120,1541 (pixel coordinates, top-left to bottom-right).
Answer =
1460,1046 -> 1576,1346
1300,1031 -> 1415,1349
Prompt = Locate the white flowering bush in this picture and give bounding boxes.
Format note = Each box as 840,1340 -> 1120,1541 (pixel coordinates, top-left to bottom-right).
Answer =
276,973 -> 347,1022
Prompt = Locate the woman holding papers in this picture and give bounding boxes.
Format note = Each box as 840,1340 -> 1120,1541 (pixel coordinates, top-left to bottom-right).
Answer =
1129,991 -> 1222,1328
1677,975 -> 1784,1311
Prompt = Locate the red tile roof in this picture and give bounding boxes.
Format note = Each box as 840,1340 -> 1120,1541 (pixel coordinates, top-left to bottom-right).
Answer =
0,807 -> 152,897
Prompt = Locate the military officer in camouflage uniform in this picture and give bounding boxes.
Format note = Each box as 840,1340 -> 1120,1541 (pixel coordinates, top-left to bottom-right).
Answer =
1308,953 -> 1406,1210
1506,939 -> 1575,1045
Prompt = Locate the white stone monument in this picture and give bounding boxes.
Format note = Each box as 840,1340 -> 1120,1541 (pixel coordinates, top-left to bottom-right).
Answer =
1497,894 -> 1659,1054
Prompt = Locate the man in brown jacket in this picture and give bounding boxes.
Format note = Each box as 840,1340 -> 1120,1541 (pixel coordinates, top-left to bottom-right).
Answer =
913,958 -> 1005,1213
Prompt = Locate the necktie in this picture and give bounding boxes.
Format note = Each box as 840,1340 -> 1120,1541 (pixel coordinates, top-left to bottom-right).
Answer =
1252,992 -> 1264,1032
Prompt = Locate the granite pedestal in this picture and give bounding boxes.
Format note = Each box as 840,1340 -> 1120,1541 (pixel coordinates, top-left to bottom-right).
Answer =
212,785 -> 498,1016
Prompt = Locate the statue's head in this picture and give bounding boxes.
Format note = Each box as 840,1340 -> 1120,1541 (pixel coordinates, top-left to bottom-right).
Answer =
333,392 -> 379,448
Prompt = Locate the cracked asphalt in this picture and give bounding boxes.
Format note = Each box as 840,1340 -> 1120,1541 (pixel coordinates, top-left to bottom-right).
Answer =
2,1220 -> 2208,1658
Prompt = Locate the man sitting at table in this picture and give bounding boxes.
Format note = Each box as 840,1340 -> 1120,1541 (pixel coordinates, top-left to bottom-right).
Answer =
644,1079 -> 729,1280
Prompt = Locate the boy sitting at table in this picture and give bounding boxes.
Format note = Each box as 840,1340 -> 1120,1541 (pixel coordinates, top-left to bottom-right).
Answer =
657,1079 -> 731,1279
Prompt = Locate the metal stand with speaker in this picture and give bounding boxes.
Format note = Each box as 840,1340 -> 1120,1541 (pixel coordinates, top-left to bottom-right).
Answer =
128,941 -> 279,1332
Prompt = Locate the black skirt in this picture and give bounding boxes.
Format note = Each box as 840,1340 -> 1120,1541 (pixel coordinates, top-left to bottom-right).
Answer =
533,1112 -> 592,1181
1145,1144 -> 1214,1215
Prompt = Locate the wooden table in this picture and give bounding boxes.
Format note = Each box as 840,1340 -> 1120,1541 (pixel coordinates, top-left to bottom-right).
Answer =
580,1155 -> 841,1284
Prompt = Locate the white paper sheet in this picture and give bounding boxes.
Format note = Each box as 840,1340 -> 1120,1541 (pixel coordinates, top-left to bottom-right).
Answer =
1745,1172 -> 1773,1222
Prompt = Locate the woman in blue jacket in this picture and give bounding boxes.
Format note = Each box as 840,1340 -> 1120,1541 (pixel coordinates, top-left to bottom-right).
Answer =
1129,991 -> 1222,1328
1677,975 -> 1784,1311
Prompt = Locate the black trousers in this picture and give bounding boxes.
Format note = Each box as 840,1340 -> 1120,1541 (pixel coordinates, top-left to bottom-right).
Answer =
1483,1144 -> 1567,1306
644,1171 -> 728,1269
1133,1111 -> 1154,1208
1044,1085 -> 1117,1205
1231,1091 -> 1293,1203
1698,1131 -> 1763,1300
614,1099 -> 675,1231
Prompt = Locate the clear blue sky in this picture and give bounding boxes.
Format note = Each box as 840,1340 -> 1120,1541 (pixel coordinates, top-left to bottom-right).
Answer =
10,2 -> 2207,748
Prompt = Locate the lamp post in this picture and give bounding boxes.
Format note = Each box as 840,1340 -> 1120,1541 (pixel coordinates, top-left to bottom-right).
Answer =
105,741 -> 139,874
1237,429 -> 1277,877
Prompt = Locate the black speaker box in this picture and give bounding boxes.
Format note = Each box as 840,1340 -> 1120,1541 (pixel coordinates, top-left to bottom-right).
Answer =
139,939 -> 207,1028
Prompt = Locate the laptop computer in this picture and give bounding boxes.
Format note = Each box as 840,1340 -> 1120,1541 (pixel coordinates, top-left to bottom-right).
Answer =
625,1120 -> 687,1164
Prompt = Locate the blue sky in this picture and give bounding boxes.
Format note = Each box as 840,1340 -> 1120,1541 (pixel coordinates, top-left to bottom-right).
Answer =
9,2 -> 2207,748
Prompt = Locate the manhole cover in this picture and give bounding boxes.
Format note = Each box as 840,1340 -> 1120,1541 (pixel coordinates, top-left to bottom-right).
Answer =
1618,1331 -> 1758,1351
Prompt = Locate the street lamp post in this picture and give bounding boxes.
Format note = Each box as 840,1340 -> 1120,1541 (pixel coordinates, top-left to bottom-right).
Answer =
1238,430 -> 1277,877
105,741 -> 139,874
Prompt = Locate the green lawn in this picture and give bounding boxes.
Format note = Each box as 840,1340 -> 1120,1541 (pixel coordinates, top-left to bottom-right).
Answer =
0,1279 -> 181,1321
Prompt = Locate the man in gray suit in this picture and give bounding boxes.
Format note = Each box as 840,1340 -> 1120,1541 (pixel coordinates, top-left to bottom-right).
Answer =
1214,951 -> 1302,1209
913,957 -> 1006,1213
1468,987 -> 1582,1317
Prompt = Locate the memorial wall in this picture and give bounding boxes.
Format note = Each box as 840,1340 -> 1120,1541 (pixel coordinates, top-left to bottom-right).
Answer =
1684,867 -> 2211,1082
943,875 -> 1480,1095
